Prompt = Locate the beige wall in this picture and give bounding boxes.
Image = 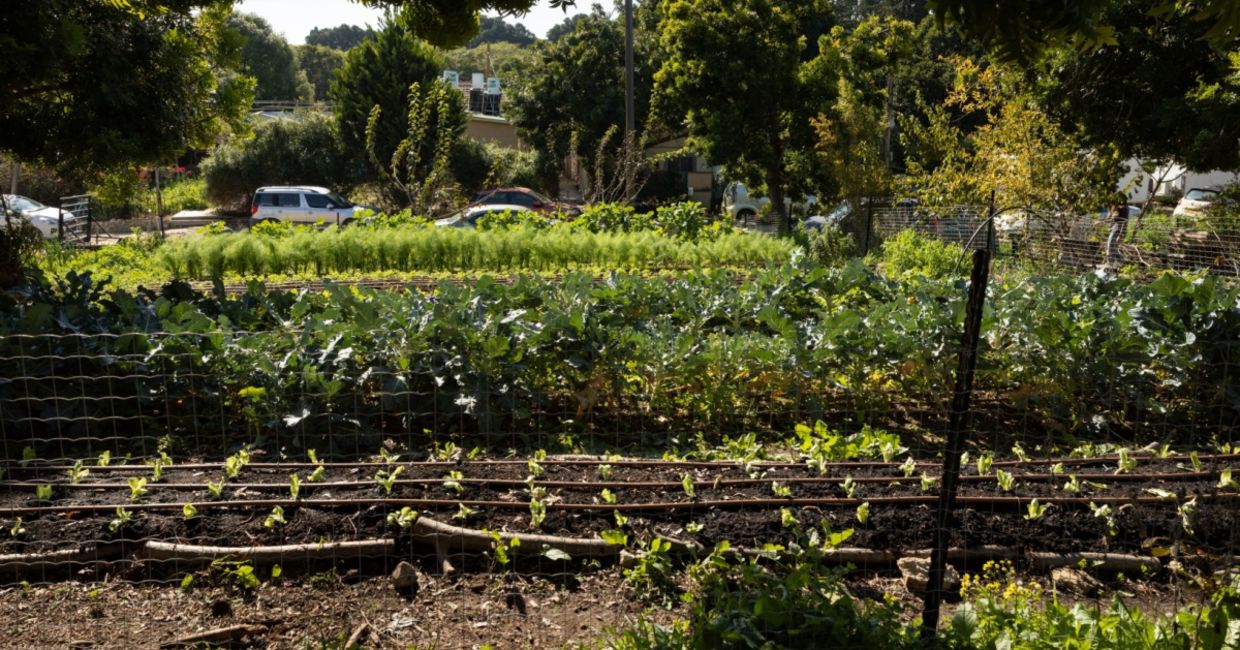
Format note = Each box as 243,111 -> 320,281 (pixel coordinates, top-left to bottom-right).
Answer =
466,115 -> 523,149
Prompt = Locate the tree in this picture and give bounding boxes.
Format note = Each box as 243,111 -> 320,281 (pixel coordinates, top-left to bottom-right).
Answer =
506,6 -> 656,196
366,82 -> 462,213
0,1 -> 253,175
1039,0 -> 1240,172
927,0 -> 1239,63
812,18 -> 919,210
200,114 -> 363,211
229,13 -> 313,102
331,22 -> 467,208
467,16 -> 537,47
442,42 -> 537,78
655,0 -> 837,232
900,57 -> 1121,216
306,24 -> 376,50
357,0 -> 577,47
546,13 -> 590,41
297,45 -> 346,101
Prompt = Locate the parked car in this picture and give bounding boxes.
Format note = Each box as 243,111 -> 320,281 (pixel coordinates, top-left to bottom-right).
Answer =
2,194 -> 81,238
250,186 -> 369,225
469,187 -> 579,216
800,202 -> 853,231
435,204 -> 533,228
1172,188 -> 1219,218
722,182 -> 816,223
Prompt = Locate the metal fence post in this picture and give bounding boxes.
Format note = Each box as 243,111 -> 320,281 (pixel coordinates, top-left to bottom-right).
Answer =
864,197 -> 874,256
920,246 -> 991,639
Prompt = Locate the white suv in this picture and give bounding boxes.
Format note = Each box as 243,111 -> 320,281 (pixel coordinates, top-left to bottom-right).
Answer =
250,186 -> 367,225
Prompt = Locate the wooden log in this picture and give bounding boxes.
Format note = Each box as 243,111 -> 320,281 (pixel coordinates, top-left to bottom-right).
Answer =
1027,551 -> 1160,574
141,539 -> 394,565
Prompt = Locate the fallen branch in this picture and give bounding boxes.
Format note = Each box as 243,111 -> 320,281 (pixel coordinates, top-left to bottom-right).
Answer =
141,539 -> 394,565
408,515 -> 621,558
161,624 -> 267,648
1027,551 -> 1160,574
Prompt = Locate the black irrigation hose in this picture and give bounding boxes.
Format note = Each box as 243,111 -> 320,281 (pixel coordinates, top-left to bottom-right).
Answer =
1,470 -> 1227,493
1,492 -> 1236,517
10,453 -> 1237,474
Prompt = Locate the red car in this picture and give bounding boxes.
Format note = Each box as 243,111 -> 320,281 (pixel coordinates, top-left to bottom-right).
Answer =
469,187 -> 579,216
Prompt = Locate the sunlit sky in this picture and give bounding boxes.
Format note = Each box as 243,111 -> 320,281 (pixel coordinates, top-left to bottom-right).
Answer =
236,0 -> 596,44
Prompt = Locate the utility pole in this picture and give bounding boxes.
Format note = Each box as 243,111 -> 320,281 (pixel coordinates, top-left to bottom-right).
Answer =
623,0 -> 636,202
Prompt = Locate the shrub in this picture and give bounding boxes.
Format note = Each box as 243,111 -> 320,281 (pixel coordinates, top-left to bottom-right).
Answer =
200,114 -> 362,213
799,226 -> 857,267
572,203 -> 654,233
879,229 -> 964,279
158,177 -> 209,213
654,202 -> 709,240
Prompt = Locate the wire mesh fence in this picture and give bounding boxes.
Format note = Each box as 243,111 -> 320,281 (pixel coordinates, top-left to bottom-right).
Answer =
1,258 -> 1238,646
871,203 -> 1240,275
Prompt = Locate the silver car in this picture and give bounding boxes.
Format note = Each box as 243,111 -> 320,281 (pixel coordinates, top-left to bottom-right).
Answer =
2,194 -> 80,238
434,204 -> 532,228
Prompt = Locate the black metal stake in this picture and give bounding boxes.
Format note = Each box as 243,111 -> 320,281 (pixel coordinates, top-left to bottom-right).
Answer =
920,247 -> 992,639
864,197 -> 874,256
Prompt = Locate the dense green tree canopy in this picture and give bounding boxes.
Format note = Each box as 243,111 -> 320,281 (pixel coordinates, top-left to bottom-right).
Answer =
928,0 -> 1239,63
330,22 -> 466,206
229,13 -> 313,101
1039,0 -> 1240,172
546,13 -> 590,42
655,0 -> 837,230
0,0 -> 253,174
507,7 -> 655,179
306,24 -> 376,50
467,16 -> 537,47
358,0 -> 577,47
297,44 -> 346,101
442,42 -> 537,78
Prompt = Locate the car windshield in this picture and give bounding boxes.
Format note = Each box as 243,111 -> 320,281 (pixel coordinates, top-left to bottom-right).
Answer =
5,196 -> 44,212
1184,189 -> 1218,201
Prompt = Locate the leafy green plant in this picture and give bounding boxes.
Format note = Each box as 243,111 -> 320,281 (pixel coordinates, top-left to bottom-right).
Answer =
1218,468 -> 1236,490
995,469 -> 1015,492
9,517 -> 25,538
597,464 -> 613,480
453,503 -> 477,521
307,465 -> 326,483
442,470 -> 464,495
67,460 -> 90,485
772,482 -> 792,498
623,537 -> 677,607
601,488 -> 617,504
920,472 -> 938,492
374,466 -> 404,494
976,453 -> 993,476
1024,499 -> 1049,520
128,477 -> 148,502
109,507 -> 132,533
96,451 -> 111,467
34,484 -> 52,501
681,473 -> 696,499
182,503 -> 199,520
781,507 -> 800,529
1089,502 -> 1118,537
263,506 -> 286,528
901,456 -> 917,477
207,479 -> 225,500
856,502 -> 871,524
288,473 -> 301,500
841,476 -> 857,498
386,507 -> 419,528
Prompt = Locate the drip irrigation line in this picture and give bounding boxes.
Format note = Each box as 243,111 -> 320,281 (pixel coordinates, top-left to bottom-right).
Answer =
2,470 -> 1226,493
10,453 -> 1236,474
1,492 -> 1236,517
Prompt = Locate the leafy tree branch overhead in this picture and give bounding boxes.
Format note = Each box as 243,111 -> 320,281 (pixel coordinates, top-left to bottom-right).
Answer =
928,0 -> 1239,62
